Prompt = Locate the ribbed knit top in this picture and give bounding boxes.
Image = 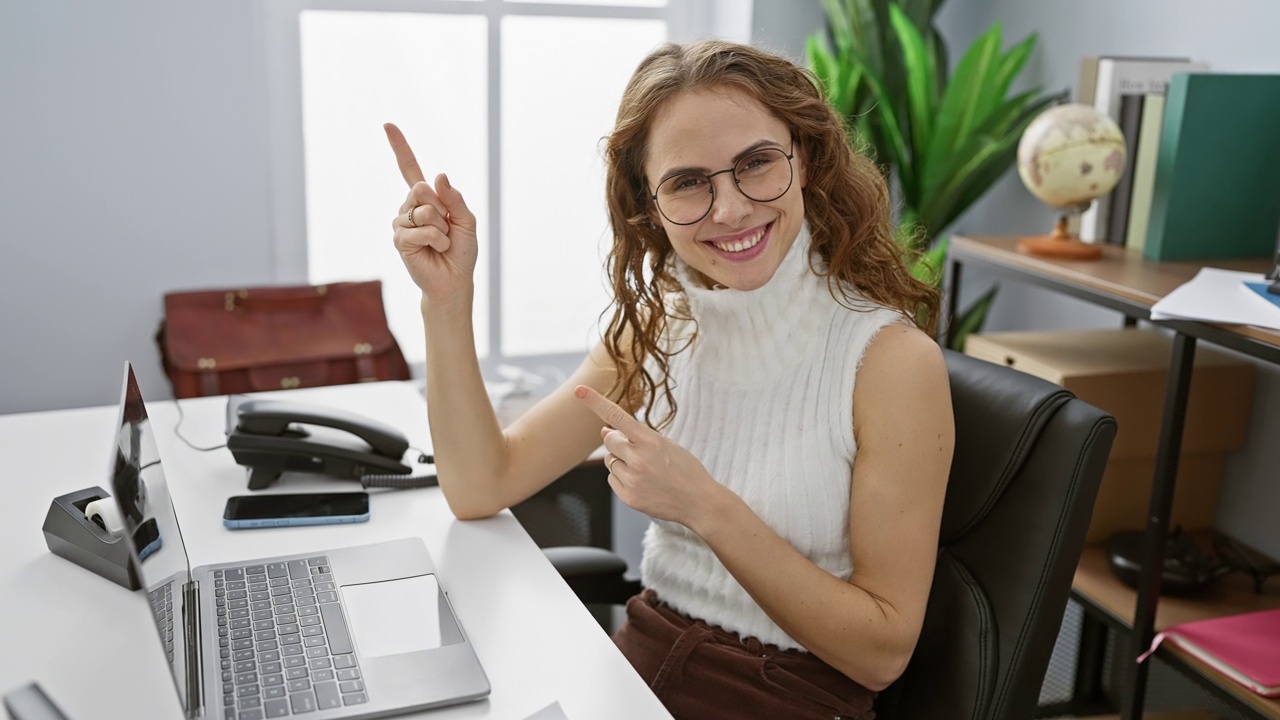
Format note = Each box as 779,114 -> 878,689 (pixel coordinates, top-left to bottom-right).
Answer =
639,224 -> 907,651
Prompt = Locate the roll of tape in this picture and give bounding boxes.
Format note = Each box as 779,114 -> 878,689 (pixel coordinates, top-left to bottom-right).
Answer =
85,498 -> 125,538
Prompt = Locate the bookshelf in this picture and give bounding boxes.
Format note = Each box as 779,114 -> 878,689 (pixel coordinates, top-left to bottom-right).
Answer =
1074,537 -> 1280,718
945,235 -> 1280,719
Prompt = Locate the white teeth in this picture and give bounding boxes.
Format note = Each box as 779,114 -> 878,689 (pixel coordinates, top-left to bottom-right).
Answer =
711,229 -> 764,253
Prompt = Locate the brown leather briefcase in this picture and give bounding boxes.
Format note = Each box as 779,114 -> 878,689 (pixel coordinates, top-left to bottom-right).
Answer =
157,280 -> 411,398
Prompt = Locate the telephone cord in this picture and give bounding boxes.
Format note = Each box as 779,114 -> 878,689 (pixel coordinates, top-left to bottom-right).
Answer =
361,446 -> 437,489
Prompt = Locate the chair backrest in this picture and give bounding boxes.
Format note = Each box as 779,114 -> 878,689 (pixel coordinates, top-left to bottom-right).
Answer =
875,350 -> 1116,720
513,462 -> 614,550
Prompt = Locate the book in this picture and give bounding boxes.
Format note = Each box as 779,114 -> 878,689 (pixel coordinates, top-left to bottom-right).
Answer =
1143,73 -> 1280,261
1078,57 -> 1206,242
1104,93 -> 1147,245
1075,55 -> 1192,106
1138,608 -> 1280,697
1123,93 -> 1166,253
1077,56 -> 1102,104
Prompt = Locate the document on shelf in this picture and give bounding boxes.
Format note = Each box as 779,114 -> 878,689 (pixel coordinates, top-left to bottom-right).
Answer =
1149,267 -> 1280,330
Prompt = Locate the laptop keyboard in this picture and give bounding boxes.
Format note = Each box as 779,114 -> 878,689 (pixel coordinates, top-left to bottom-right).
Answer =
214,556 -> 367,719
147,583 -> 175,664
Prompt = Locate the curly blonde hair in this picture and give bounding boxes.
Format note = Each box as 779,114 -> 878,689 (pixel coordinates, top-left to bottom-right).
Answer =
602,40 -> 939,429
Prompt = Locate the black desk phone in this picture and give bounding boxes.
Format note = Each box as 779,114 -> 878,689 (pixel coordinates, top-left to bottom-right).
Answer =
225,396 -> 437,491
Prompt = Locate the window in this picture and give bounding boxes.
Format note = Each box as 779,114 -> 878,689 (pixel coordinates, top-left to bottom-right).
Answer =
265,0 -> 750,377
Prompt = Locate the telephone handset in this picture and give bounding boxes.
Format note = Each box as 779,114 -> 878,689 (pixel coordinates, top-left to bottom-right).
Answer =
225,396 -> 437,491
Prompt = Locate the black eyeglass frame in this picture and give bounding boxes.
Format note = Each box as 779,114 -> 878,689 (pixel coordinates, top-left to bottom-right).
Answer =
649,144 -> 796,226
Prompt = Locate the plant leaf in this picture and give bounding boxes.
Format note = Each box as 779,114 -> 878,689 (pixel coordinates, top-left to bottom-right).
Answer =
807,35 -> 835,89
837,40 -> 914,194
821,0 -> 852,54
921,23 -> 1002,194
848,0 -> 884,76
922,136 -> 1009,233
809,1 -> 1053,248
916,95 -> 1032,226
949,285 -> 998,352
921,91 -> 1062,232
954,92 -> 1062,203
927,26 -> 948,107
911,235 -> 949,286
991,32 -> 1038,106
887,4 -> 936,180
979,88 -> 1037,136
899,0 -> 940,27
806,39 -> 842,114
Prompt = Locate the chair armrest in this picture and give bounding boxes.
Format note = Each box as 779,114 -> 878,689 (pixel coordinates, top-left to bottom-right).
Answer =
543,546 -> 629,578
542,546 -> 643,606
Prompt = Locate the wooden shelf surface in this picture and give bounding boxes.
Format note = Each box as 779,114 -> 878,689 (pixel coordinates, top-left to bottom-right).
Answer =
1074,542 -> 1280,718
950,235 -> 1280,348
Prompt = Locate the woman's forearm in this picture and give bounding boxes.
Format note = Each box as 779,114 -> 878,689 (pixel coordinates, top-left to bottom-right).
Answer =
419,292 -> 510,519
693,490 -> 922,692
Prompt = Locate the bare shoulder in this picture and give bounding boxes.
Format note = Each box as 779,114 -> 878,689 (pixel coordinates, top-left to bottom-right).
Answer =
858,323 -> 948,392
852,323 -> 952,439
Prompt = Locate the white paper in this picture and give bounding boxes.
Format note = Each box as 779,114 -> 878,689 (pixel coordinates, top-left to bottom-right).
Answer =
1149,267 -> 1280,330
523,701 -> 570,720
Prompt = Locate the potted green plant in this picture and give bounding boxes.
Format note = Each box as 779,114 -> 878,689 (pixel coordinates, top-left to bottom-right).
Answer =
807,0 -> 1063,349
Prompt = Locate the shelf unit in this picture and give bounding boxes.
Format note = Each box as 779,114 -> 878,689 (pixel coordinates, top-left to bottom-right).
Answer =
945,235 -> 1280,719
1075,538 -> 1280,718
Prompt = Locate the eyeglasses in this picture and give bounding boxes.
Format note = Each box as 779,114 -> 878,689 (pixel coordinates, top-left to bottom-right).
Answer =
650,145 -> 795,226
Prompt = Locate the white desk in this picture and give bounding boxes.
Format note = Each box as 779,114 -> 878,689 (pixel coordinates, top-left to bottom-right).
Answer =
0,381 -> 671,720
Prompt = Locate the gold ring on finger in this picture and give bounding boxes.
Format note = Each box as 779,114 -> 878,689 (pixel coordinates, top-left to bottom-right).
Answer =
607,456 -> 620,474
406,205 -> 418,228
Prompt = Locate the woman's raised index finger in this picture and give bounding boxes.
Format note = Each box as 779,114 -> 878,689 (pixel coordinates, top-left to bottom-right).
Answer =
383,123 -> 426,187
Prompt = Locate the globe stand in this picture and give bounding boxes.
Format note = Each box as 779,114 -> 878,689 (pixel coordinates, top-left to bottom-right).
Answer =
1016,212 -> 1103,261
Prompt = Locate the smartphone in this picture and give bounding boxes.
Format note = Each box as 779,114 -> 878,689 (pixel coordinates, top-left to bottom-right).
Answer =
222,491 -> 370,529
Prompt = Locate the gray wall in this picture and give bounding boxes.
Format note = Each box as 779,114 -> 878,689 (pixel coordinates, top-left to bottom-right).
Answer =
749,0 -> 826,62
0,0 -> 274,413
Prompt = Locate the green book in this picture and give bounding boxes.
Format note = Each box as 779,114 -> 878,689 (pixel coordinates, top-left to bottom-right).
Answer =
1143,73 -> 1280,261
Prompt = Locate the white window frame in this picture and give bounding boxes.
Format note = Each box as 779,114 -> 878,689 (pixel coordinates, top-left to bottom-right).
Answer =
261,0 -> 750,380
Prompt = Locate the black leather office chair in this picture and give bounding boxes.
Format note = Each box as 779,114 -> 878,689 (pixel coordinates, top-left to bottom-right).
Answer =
872,350 -> 1115,720
543,349 -> 1116,720
512,463 -> 641,629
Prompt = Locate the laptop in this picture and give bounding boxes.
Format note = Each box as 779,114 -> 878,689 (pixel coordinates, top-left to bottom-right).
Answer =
107,362 -> 490,719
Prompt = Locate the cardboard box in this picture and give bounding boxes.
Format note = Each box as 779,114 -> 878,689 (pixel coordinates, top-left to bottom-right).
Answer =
1090,454 -> 1225,543
964,328 -> 1254,542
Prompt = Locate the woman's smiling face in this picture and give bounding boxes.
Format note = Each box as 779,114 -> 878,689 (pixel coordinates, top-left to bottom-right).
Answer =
644,87 -> 807,291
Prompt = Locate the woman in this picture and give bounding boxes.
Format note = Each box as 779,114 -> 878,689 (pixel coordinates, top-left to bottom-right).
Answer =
385,39 -> 953,720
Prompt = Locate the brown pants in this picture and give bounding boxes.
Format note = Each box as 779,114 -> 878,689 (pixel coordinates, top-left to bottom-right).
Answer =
613,590 -> 876,720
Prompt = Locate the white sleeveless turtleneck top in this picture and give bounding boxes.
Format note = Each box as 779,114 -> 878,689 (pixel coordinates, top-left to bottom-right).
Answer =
639,224 -> 907,651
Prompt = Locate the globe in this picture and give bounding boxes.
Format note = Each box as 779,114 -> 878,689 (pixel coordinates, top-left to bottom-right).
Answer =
1014,103 -> 1127,259
1017,103 -> 1126,210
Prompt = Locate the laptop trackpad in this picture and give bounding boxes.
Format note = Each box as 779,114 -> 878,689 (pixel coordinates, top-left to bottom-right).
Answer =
341,575 -> 444,657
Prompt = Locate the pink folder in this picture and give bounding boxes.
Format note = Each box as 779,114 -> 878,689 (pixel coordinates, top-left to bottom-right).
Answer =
1138,607 -> 1280,697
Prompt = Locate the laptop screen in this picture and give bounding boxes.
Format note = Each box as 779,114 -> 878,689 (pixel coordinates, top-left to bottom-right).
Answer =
109,362 -> 196,711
